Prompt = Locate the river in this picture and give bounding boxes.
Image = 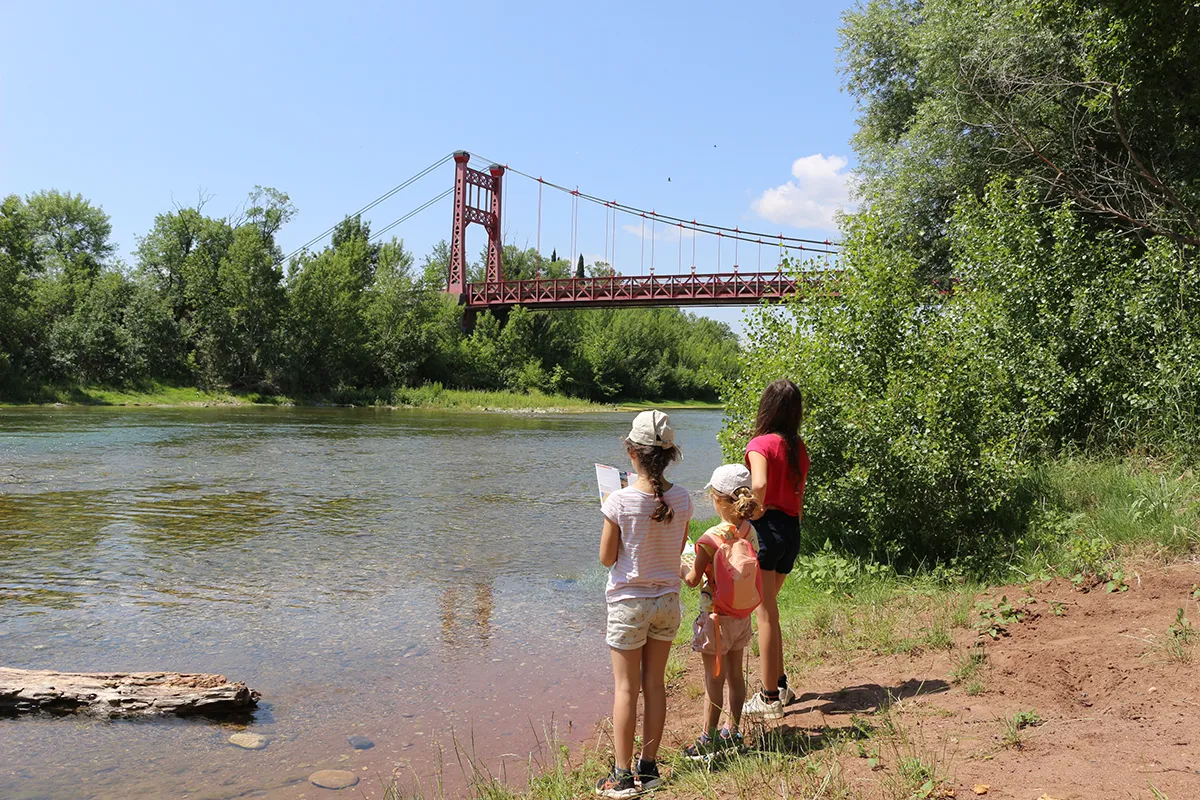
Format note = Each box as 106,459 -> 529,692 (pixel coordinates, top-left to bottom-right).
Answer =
0,406 -> 725,800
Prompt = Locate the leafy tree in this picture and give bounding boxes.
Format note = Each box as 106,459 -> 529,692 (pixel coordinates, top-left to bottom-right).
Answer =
24,190 -> 114,282
1,192 -> 741,403
576,254 -> 585,278
0,196 -> 35,385
366,239 -> 461,388
285,243 -> 371,393
840,0 -> 1200,274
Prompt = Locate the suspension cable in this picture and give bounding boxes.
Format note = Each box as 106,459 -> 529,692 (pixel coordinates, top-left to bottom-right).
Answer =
470,153 -> 840,249
282,152 -> 454,262
368,188 -> 454,242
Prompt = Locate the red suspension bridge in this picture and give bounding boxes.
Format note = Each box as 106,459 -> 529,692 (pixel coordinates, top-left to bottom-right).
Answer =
286,151 -> 841,316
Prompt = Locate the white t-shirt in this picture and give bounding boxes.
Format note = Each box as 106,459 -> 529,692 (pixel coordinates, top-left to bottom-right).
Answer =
601,484 -> 694,603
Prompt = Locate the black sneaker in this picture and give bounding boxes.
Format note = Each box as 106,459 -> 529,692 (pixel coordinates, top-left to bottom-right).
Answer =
636,759 -> 662,791
683,732 -> 725,762
595,767 -> 638,799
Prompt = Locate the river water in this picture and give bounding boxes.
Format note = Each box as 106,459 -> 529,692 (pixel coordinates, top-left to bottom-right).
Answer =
0,407 -> 724,800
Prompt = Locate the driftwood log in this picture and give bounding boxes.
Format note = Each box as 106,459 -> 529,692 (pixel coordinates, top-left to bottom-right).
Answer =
0,668 -> 260,718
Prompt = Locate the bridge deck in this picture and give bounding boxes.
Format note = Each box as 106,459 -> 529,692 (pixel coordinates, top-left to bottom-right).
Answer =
462,271 -> 833,310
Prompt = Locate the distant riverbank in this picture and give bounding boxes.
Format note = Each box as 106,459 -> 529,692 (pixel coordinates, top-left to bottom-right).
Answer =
0,383 -> 724,413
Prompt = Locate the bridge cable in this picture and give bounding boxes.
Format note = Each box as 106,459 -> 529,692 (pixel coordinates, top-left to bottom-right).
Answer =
611,202 -> 617,271
281,152 -> 454,263
368,188 -> 454,242
604,204 -> 609,266
470,155 -> 840,250
640,215 -> 645,274
650,214 -> 655,272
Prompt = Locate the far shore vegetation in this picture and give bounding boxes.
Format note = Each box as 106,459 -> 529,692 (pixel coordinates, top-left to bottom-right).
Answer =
0,382 -> 724,413
0,188 -> 741,410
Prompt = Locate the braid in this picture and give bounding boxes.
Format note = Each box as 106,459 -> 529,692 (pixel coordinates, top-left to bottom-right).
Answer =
626,440 -> 680,522
730,486 -> 761,522
712,486 -> 761,524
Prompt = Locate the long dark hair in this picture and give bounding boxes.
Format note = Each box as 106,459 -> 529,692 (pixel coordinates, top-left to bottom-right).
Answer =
751,379 -> 804,488
626,441 -> 681,522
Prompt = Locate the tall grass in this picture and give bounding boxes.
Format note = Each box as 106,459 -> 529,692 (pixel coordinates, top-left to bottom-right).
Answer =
0,381 -> 610,412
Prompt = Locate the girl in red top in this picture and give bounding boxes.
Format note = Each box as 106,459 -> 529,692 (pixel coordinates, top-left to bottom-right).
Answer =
740,379 -> 808,720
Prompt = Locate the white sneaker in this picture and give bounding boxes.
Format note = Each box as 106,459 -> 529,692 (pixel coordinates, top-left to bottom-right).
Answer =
742,690 -> 784,721
779,685 -> 796,706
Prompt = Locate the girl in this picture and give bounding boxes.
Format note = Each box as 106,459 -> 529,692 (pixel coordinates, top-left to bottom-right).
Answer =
741,379 -> 808,721
681,463 -> 762,760
596,410 -> 693,798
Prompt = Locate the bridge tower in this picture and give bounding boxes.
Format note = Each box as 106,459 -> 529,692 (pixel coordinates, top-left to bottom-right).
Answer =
448,151 -> 504,300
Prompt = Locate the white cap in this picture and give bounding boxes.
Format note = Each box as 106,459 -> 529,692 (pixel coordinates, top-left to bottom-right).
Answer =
704,463 -> 751,495
626,410 -> 675,449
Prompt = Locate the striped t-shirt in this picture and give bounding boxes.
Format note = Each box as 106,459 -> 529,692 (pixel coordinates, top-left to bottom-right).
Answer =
601,484 -> 693,602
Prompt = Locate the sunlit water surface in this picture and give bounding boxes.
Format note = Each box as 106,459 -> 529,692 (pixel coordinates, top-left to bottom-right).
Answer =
0,407 -> 723,799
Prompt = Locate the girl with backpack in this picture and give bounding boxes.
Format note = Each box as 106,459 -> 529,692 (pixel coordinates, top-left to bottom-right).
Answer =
741,379 -> 809,721
596,410 -> 693,799
680,464 -> 762,759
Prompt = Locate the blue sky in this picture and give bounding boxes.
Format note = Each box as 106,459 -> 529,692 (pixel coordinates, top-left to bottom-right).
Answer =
0,0 -> 859,331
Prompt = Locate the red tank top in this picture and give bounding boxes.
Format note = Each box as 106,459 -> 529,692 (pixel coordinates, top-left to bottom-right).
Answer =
744,433 -> 808,518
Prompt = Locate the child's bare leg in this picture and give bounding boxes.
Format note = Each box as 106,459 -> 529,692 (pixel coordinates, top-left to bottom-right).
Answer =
640,637 -> 673,761
725,648 -> 747,731
609,646 -> 642,770
701,653 -> 724,734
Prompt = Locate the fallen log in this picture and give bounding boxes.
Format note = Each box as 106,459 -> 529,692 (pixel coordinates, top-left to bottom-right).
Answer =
0,668 -> 260,718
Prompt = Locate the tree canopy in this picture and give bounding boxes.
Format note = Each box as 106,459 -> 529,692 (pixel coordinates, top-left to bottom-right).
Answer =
0,190 -> 740,402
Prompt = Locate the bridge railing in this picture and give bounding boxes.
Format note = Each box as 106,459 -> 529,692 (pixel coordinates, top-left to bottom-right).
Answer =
464,270 -> 835,309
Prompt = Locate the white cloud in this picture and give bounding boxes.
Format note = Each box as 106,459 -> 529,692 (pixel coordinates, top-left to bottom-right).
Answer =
751,154 -> 855,232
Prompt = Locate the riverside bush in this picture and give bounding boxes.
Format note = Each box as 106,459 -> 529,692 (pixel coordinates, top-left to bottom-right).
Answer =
723,179 -> 1200,571
723,205 -> 1049,569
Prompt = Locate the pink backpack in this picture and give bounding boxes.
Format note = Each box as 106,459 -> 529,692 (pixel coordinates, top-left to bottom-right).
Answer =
697,521 -> 762,619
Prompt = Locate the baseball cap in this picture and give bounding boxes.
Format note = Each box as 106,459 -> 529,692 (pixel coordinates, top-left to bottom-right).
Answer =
626,410 -> 675,449
704,463 -> 751,495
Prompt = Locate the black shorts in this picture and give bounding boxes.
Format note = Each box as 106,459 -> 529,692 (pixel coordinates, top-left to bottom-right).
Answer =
751,509 -> 801,574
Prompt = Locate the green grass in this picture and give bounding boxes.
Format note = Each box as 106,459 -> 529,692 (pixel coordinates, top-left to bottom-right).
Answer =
1031,456 -> 1200,571
0,382 -> 625,412
0,383 -> 261,407
616,398 -> 725,411
2,382 -> 727,413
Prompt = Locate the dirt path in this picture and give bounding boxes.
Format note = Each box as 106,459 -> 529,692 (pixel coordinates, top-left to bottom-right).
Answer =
655,562 -> 1200,799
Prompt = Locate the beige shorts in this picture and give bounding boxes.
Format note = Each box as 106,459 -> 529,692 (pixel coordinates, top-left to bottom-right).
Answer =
606,593 -> 682,650
691,611 -> 753,656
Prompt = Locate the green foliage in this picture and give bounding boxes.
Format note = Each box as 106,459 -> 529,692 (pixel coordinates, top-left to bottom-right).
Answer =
1,189 -> 738,403
973,595 -> 1030,640
841,0 -> 1200,275
723,209 -> 1047,569
1165,607 -> 1195,664
1002,710 -> 1043,749
950,647 -> 987,685
794,539 -> 888,595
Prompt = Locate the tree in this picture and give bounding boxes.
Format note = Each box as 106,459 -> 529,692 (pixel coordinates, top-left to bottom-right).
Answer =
24,190 -> 114,282
0,196 -> 36,385
576,254 -> 585,278
550,248 -> 557,263
839,0 -> 1200,273
366,239 -> 461,388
